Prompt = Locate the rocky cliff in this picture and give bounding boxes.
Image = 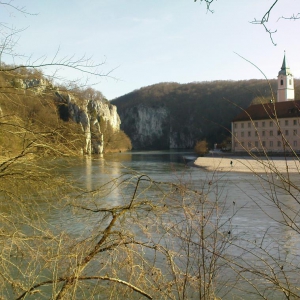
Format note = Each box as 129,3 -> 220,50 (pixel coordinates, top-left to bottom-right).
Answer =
119,105 -> 169,149
16,78 -> 121,155
0,67 -> 131,156
12,76 -> 123,155
56,92 -> 121,155
118,103 -> 199,149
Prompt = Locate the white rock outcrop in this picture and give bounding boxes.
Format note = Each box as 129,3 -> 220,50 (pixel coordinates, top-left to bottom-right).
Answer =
56,92 -> 120,155
118,104 -> 197,149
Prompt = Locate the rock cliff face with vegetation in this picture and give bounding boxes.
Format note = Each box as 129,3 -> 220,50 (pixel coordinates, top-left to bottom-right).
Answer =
56,90 -> 122,155
112,80 -> 300,149
0,67 -> 131,156
121,105 -> 170,149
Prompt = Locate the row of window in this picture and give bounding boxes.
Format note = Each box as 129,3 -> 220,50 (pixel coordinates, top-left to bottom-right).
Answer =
236,140 -> 298,148
234,119 -> 298,129
235,129 -> 298,137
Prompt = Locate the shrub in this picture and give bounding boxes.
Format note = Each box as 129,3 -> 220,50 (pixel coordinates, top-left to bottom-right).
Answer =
194,139 -> 208,155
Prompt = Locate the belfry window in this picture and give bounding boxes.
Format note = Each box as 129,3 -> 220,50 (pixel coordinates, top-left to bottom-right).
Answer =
281,79 -> 283,85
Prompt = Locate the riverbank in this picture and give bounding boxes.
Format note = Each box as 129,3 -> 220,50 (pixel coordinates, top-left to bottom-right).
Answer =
193,156 -> 300,173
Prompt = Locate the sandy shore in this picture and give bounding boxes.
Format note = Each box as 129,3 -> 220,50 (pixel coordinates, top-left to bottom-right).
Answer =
193,156 -> 300,173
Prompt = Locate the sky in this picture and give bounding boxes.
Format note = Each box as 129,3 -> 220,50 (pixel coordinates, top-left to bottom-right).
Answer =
1,0 -> 300,100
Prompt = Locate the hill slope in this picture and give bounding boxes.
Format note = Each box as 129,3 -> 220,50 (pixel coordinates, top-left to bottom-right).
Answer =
112,80 -> 300,150
0,67 -> 131,157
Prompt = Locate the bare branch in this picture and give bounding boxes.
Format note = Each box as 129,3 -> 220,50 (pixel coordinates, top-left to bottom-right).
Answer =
16,276 -> 152,300
0,1 -> 37,16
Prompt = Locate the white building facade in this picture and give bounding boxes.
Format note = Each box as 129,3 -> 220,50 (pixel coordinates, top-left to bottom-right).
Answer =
231,53 -> 300,153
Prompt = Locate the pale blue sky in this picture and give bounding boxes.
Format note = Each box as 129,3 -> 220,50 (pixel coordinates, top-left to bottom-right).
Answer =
1,1 -> 300,99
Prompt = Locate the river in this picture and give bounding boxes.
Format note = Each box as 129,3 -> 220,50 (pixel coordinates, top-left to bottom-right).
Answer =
6,150 -> 300,299
56,151 -> 300,299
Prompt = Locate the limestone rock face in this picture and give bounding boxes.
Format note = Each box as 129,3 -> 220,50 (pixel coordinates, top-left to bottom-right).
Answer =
87,98 -> 120,131
12,78 -> 50,94
56,92 -> 120,155
169,131 -> 196,149
118,104 -> 196,149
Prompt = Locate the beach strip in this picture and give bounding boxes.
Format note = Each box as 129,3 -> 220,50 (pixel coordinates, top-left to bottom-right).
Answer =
193,157 -> 300,173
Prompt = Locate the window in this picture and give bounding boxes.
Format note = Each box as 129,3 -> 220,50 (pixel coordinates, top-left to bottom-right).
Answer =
294,119 -> 297,125
234,132 -> 237,137
262,121 -> 265,127
262,141 -> 266,147
248,122 -> 251,128
234,123 -> 237,128
270,141 -> 273,147
248,142 -> 251,147
285,130 -> 289,136
255,141 -> 258,147
289,79 -> 292,85
241,132 -> 244,137
294,141 -> 297,147
241,142 -> 244,147
255,122 -> 258,127
248,131 -> 251,137
270,130 -> 273,136
281,79 -> 283,85
277,130 -> 281,136
262,131 -> 265,137
270,121 -> 273,127
277,141 -> 281,147
241,123 -> 244,128
293,129 -> 297,136
285,120 -> 289,126
255,131 -> 258,137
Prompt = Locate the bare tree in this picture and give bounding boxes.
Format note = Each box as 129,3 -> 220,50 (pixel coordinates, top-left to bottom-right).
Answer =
194,0 -> 300,45
1,2 -> 300,300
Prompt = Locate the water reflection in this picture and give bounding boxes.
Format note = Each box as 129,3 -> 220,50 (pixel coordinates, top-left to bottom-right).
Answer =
85,156 -> 92,191
33,151 -> 300,299
49,151 -> 300,255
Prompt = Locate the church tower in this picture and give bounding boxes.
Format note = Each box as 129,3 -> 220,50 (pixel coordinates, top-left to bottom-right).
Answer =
277,52 -> 294,102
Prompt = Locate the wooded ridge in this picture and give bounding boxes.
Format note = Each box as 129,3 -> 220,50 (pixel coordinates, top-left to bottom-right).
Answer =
112,79 -> 300,149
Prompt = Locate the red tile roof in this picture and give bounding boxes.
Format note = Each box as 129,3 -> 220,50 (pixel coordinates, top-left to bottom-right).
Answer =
232,100 -> 300,122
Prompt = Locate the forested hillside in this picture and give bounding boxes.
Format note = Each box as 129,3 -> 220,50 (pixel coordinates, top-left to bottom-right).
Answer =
112,79 -> 300,149
0,66 -> 131,157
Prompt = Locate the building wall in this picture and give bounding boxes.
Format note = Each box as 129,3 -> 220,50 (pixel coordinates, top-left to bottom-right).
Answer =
231,117 -> 300,152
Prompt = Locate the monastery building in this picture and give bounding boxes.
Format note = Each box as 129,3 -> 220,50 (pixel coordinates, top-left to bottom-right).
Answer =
231,53 -> 300,153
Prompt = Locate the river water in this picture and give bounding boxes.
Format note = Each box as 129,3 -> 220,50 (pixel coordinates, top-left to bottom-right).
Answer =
10,150 -> 300,299
43,150 -> 300,299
